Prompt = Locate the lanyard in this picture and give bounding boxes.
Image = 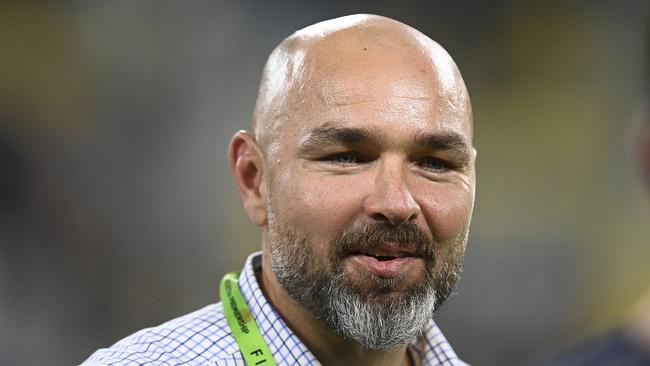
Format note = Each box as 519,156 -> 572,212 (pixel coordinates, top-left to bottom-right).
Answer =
220,272 -> 277,366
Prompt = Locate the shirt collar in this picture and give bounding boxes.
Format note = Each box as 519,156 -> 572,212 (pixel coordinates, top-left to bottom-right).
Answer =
238,251 -> 465,366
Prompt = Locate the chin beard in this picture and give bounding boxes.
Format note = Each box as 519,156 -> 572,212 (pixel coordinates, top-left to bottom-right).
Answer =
314,265 -> 439,350
268,222 -> 466,350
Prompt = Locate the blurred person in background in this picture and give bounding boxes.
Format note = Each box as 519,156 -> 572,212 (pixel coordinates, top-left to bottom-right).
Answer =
542,17 -> 650,366
82,14 -> 476,366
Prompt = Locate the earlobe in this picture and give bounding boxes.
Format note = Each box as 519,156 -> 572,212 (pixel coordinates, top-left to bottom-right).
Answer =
229,131 -> 267,226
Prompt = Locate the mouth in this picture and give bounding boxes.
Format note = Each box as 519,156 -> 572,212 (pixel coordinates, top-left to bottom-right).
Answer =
360,250 -> 412,261
353,241 -> 418,259
348,243 -> 422,278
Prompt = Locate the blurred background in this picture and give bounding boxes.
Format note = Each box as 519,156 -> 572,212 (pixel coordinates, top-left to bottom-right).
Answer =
1,1 -> 648,365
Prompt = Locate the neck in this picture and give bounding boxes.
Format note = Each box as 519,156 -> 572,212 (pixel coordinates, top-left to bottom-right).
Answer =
258,249 -> 413,366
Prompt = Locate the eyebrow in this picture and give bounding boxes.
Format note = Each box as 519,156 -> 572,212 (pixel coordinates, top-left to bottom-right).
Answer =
411,132 -> 472,166
297,126 -> 385,153
297,125 -> 472,166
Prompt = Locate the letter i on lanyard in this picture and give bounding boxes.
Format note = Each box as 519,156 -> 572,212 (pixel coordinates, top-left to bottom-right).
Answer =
220,272 -> 277,366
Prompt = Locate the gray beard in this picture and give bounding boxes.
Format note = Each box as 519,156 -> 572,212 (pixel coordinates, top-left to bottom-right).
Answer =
268,223 -> 465,350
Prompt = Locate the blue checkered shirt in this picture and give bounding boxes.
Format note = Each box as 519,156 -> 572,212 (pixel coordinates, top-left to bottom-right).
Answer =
82,251 -> 468,365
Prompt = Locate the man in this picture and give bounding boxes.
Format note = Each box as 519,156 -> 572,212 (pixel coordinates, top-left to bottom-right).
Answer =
83,14 -> 476,366
543,20 -> 650,366
544,125 -> 650,363
543,111 -> 650,366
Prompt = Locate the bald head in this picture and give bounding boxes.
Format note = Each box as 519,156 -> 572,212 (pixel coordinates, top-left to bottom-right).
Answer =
252,14 -> 472,155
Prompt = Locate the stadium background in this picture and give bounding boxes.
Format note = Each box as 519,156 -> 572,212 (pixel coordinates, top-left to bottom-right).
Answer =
1,1 -> 648,365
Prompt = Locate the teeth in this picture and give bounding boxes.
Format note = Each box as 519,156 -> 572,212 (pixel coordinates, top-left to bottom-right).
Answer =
364,250 -> 407,258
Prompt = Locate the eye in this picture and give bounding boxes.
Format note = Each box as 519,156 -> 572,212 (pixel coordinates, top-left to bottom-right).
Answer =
329,152 -> 359,164
319,151 -> 366,165
418,157 -> 450,171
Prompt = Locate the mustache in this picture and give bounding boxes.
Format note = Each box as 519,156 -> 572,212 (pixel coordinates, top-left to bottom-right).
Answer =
333,222 -> 437,259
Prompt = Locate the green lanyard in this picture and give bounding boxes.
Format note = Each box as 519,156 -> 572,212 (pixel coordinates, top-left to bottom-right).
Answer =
220,272 -> 277,366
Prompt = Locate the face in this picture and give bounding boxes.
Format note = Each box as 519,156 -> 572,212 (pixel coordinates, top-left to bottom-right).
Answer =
263,41 -> 476,348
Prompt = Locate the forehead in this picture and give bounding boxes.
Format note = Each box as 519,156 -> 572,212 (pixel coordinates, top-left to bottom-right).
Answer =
283,47 -> 472,145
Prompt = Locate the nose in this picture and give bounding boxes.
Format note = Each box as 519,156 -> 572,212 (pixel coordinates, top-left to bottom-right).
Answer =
363,159 -> 421,226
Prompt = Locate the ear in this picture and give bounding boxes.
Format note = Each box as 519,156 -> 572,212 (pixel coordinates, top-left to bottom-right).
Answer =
229,130 -> 267,226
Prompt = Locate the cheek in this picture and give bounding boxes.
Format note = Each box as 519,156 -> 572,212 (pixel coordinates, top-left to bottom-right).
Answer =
417,183 -> 474,242
273,172 -> 367,246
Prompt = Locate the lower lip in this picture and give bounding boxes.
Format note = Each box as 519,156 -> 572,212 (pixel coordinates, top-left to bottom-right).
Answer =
349,255 -> 420,278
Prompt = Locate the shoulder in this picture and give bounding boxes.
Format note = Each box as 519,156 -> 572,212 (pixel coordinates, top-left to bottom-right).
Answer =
80,303 -> 245,366
542,328 -> 650,366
